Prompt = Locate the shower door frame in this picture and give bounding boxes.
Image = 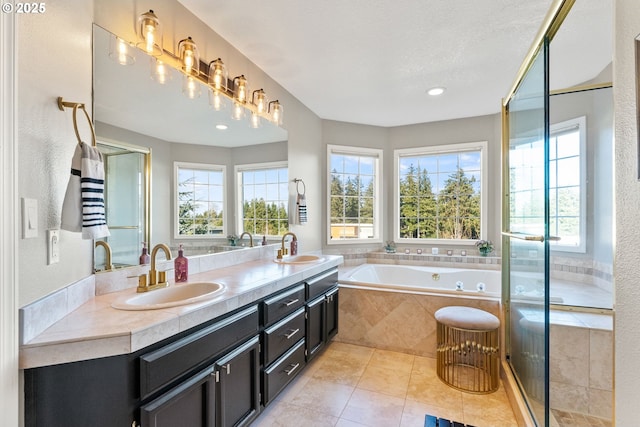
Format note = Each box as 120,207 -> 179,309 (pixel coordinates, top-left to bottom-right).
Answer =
501,0 -> 576,425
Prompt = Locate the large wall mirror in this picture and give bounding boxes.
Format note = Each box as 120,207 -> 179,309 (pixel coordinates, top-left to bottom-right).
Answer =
92,24 -> 289,271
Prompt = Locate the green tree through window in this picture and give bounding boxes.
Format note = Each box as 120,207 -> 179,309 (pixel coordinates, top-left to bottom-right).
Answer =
176,163 -> 225,236
397,145 -> 483,241
238,164 -> 288,237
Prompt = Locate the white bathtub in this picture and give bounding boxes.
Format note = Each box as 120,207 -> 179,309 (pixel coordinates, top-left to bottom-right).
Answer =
340,263 -> 501,298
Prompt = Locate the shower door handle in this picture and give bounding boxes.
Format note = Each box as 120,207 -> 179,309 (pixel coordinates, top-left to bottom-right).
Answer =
501,231 -> 545,242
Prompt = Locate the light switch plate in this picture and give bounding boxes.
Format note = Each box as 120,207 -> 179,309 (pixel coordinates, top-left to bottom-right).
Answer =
48,229 -> 60,265
22,198 -> 38,239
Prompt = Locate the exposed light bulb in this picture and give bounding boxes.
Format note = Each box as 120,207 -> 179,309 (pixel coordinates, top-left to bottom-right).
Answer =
179,37 -> 199,76
151,58 -> 171,84
137,10 -> 162,56
144,25 -> 155,54
183,75 -> 201,99
210,90 -> 223,111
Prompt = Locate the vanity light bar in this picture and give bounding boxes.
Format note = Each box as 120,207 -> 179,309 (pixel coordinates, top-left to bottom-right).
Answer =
134,10 -> 283,126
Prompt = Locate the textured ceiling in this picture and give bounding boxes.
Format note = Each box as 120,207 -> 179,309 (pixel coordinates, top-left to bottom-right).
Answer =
178,0 -> 612,127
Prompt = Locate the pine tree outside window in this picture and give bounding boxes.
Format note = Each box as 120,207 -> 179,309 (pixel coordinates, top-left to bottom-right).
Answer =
235,162 -> 289,237
175,162 -> 226,238
394,142 -> 487,243
328,145 -> 382,244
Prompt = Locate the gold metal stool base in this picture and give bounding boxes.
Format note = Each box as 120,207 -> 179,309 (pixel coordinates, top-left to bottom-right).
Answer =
436,321 -> 499,394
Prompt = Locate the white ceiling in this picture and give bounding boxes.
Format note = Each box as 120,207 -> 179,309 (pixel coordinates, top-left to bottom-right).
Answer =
178,0 -> 613,127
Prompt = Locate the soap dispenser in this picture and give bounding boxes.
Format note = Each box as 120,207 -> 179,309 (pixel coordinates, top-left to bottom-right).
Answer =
261,235 -> 267,246
139,242 -> 150,265
174,244 -> 188,283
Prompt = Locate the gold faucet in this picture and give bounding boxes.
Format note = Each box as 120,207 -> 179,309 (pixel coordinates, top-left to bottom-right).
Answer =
239,231 -> 253,247
278,232 -> 297,259
94,240 -> 113,271
137,243 -> 173,292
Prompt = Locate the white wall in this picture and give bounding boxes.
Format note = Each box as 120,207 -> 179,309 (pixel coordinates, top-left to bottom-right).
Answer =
17,2 -> 94,307
614,0 -> 640,424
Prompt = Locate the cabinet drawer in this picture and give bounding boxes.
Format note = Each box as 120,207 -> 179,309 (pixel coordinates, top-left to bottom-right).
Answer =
263,308 -> 306,366
262,339 -> 306,405
305,269 -> 338,300
140,306 -> 259,400
262,284 -> 305,327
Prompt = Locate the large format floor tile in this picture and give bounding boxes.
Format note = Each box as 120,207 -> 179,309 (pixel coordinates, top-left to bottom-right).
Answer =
254,341 -> 518,427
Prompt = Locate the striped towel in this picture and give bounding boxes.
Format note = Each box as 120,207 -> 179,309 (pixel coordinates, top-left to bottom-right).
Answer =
297,192 -> 307,225
61,142 -> 110,239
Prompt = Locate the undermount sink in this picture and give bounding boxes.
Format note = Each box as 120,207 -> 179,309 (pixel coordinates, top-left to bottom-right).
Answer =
274,254 -> 324,264
111,282 -> 225,311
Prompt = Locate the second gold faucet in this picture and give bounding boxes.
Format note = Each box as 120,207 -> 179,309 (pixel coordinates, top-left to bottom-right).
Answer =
137,243 -> 173,292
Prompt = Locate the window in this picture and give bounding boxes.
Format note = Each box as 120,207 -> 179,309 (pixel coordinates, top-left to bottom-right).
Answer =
328,145 -> 382,243
394,141 -> 487,242
175,162 -> 226,237
549,117 -> 586,252
236,162 -> 289,237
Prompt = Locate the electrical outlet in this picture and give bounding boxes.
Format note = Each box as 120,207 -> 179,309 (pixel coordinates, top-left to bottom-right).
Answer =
48,229 -> 60,265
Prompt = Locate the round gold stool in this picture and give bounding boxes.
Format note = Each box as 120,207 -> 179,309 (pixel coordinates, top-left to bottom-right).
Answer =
435,306 -> 500,393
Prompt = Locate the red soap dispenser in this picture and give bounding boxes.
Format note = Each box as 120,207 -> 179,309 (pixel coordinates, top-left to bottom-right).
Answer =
174,244 -> 188,283
139,242 -> 150,265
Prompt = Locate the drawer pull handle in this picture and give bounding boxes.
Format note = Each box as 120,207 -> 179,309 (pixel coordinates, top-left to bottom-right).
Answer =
283,298 -> 299,307
284,363 -> 300,376
284,328 -> 300,339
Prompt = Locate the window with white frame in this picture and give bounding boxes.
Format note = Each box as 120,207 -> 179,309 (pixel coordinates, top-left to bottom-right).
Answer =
328,145 -> 382,243
394,141 -> 487,242
175,162 -> 226,237
236,162 -> 289,237
548,117 -> 586,252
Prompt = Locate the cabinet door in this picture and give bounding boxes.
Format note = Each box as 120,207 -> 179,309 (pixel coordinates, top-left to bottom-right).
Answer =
305,294 -> 326,362
326,287 -> 339,341
215,336 -> 260,427
141,365 -> 215,427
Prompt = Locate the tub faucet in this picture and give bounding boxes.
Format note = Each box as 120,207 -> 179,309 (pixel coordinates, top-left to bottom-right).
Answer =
94,240 -> 113,271
278,232 -> 297,259
239,231 -> 253,247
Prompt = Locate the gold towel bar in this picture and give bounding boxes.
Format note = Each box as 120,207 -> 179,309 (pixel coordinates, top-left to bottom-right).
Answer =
57,96 -> 97,147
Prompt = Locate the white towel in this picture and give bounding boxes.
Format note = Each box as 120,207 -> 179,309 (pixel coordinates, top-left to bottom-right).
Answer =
297,193 -> 307,225
61,142 -> 110,239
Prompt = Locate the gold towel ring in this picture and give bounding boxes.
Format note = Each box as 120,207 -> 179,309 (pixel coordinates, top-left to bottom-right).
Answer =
294,178 -> 306,196
57,97 -> 97,147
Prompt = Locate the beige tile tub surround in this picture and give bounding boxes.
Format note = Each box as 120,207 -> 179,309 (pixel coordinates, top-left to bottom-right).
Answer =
549,314 -> 613,420
19,252 -> 342,369
335,285 -> 500,359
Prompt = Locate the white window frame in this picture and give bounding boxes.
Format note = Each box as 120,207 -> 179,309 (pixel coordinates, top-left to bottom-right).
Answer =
235,160 -> 289,237
327,144 -> 383,245
393,141 -> 488,245
549,116 -> 587,253
174,161 -> 227,239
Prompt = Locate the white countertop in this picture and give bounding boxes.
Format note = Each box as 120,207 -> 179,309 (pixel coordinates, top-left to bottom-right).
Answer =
20,255 -> 342,369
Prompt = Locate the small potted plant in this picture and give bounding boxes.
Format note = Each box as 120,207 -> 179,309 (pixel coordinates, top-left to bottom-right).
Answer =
227,234 -> 239,246
384,240 -> 397,253
475,239 -> 494,256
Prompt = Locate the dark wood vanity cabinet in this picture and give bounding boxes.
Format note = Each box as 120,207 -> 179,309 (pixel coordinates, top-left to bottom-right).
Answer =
305,269 -> 339,363
141,365 -> 216,427
24,266 -> 339,427
214,336 -> 260,427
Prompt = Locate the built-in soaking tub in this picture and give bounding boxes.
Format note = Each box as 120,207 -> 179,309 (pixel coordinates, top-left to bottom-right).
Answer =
336,263 -> 502,359
340,263 -> 501,298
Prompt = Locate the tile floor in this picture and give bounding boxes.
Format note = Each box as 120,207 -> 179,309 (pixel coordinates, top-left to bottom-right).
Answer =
253,341 -> 518,427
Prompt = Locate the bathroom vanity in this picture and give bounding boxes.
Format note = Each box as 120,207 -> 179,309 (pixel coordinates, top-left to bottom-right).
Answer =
22,255 -> 341,427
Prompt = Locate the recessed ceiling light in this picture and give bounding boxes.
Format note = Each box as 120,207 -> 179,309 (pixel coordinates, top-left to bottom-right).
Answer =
216,124 -> 228,130
427,87 -> 446,96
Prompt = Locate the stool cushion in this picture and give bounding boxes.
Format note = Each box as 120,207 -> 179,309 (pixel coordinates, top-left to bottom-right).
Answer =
435,306 -> 500,330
